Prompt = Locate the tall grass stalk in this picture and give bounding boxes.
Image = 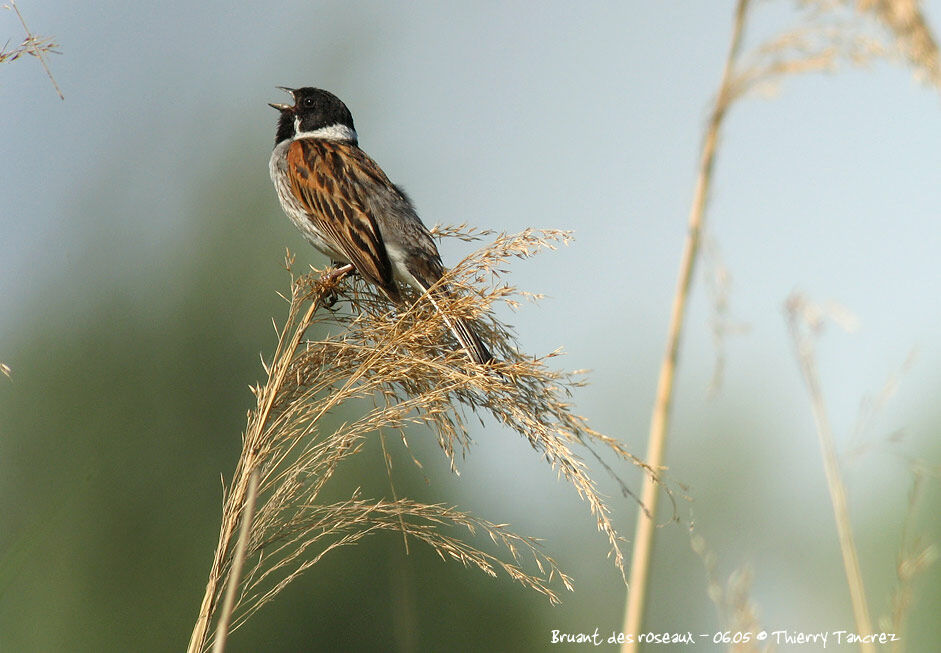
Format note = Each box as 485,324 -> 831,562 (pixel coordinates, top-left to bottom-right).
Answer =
620,2 -> 751,647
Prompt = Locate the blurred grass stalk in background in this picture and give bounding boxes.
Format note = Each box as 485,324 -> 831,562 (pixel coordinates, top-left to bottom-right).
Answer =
787,294 -> 874,652
787,294 -> 939,652
621,0 -> 940,649
187,229 -> 649,653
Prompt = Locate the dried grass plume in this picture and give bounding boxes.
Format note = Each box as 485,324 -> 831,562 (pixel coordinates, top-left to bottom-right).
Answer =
187,227 -> 647,653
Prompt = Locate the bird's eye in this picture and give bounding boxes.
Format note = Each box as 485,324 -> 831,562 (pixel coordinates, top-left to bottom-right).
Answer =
302,97 -> 315,108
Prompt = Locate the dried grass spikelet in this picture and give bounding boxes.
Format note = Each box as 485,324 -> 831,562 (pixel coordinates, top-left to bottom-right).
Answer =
188,227 -> 646,653
884,464 -> 939,640
855,0 -> 940,85
1,1 -> 63,99
691,533 -> 770,653
0,30 -> 59,64
728,0 -> 941,103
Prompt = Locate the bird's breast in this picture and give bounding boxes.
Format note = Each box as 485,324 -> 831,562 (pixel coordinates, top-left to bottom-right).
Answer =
269,145 -> 346,262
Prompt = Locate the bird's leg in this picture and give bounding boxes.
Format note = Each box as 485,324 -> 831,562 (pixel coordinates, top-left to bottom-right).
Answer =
330,260 -> 358,277
325,263 -> 355,283
321,263 -> 355,308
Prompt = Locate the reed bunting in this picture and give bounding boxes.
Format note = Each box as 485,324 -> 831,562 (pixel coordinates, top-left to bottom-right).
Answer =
268,87 -> 492,364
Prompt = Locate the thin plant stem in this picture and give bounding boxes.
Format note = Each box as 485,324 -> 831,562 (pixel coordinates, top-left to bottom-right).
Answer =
787,300 -> 875,653
187,292 -> 321,653
620,0 -> 750,648
211,468 -> 260,653
7,0 -> 63,99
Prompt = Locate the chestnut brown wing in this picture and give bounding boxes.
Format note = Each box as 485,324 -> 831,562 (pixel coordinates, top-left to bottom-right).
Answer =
285,139 -> 396,293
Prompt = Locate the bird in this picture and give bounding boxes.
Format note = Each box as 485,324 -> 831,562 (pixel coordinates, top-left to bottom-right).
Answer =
268,86 -> 493,365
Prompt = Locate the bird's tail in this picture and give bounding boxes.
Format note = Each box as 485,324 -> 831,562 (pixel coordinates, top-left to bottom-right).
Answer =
447,314 -> 494,365
407,272 -> 494,365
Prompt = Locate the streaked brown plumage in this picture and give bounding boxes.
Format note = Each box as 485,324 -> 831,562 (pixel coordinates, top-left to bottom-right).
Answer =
268,87 -> 493,364
286,139 -> 396,294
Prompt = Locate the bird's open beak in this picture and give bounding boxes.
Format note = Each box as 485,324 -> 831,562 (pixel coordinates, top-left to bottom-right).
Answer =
268,86 -> 295,111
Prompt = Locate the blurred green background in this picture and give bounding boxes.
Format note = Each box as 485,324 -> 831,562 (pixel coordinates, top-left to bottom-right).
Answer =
2,2 -> 940,651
